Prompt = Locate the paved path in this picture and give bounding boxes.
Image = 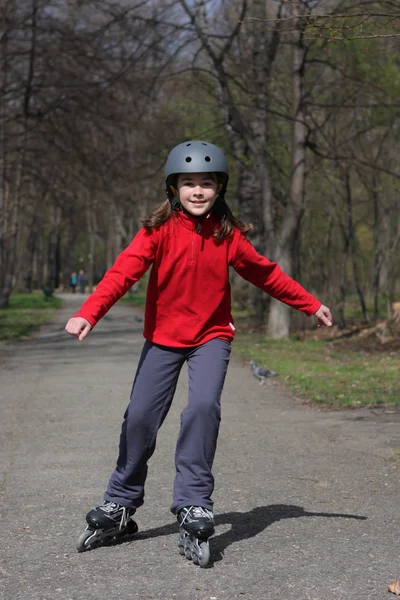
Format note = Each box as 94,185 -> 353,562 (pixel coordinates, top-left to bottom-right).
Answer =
1,293 -> 399,600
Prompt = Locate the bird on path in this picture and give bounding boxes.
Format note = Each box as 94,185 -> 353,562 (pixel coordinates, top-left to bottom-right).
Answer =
249,360 -> 278,385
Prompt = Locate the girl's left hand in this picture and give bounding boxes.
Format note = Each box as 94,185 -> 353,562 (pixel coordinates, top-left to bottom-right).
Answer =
314,304 -> 332,327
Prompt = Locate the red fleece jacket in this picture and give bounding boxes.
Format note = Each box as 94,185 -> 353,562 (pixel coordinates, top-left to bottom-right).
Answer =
74,212 -> 321,347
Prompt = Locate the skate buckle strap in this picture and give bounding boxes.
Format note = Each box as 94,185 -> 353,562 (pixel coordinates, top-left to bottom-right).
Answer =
119,506 -> 130,530
101,502 -> 119,513
101,502 -> 132,530
181,506 -> 213,524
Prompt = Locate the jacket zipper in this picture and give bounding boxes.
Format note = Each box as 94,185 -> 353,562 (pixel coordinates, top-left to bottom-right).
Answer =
190,229 -> 196,265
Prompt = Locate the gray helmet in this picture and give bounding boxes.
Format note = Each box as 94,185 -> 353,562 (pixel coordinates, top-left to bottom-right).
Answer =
165,140 -> 229,201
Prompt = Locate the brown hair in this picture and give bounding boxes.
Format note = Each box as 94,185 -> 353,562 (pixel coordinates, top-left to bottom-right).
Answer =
142,199 -> 253,240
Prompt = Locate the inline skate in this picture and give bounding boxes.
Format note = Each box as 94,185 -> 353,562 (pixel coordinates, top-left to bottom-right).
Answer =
77,501 -> 138,552
177,506 -> 214,567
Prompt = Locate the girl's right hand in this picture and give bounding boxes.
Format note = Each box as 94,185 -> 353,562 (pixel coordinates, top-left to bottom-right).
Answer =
65,317 -> 92,341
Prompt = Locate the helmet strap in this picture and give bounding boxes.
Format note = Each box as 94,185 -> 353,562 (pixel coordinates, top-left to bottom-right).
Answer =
171,196 -> 180,210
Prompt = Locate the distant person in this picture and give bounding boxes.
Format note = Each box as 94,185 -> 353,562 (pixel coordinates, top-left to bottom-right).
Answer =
69,272 -> 77,293
65,140 -> 332,565
77,269 -> 88,294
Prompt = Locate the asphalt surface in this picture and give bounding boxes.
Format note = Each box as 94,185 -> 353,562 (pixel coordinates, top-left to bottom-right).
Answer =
1,293 -> 399,600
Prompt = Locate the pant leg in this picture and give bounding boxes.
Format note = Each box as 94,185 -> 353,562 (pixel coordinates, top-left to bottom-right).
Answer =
171,338 -> 231,514
105,341 -> 186,508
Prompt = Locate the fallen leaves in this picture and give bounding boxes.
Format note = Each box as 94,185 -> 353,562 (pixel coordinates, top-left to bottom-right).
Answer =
388,579 -> 400,595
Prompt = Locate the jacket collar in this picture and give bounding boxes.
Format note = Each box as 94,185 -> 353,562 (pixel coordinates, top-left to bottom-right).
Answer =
176,209 -> 214,232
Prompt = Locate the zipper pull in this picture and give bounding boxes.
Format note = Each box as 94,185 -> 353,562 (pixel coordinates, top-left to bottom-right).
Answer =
196,221 -> 202,234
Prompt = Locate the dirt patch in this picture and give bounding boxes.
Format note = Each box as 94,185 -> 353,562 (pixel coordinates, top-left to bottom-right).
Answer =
296,317 -> 400,354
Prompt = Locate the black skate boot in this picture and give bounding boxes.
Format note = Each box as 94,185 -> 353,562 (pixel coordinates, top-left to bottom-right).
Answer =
177,506 -> 214,567
77,501 -> 138,552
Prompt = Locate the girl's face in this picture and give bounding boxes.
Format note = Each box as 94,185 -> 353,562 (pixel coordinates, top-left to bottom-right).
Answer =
176,173 -> 219,217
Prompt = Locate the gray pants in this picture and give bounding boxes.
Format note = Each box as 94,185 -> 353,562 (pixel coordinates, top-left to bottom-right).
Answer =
104,338 -> 231,514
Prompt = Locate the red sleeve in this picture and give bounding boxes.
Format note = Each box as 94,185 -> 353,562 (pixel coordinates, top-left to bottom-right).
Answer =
230,232 -> 321,316
73,227 -> 159,327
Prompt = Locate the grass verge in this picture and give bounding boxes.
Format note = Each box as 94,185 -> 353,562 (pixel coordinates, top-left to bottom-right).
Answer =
234,333 -> 399,409
0,293 -> 63,343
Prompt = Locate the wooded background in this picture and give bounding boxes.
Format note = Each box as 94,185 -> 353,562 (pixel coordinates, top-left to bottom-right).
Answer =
1,0 -> 399,338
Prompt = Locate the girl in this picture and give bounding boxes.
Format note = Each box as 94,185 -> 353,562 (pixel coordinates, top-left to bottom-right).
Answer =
65,140 -> 332,565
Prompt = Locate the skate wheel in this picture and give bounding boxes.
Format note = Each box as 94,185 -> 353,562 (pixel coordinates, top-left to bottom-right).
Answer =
125,520 -> 139,535
178,540 -> 185,555
184,546 -> 192,560
197,540 -> 210,568
77,528 -> 97,552
191,550 -> 199,565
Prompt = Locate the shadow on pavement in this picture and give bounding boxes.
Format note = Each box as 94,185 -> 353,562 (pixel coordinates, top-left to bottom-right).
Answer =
210,504 -> 367,564
102,504 -> 367,565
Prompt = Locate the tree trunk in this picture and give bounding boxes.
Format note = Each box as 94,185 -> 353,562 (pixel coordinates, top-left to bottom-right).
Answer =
338,245 -> 349,330
323,212 -> 334,299
344,170 -> 370,323
47,206 -> 62,288
371,176 -> 383,321
22,224 -> 38,292
62,223 -> 77,292
0,0 -> 37,305
385,197 -> 400,319
86,198 -> 96,294
0,4 -> 10,307
267,1 -> 308,339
